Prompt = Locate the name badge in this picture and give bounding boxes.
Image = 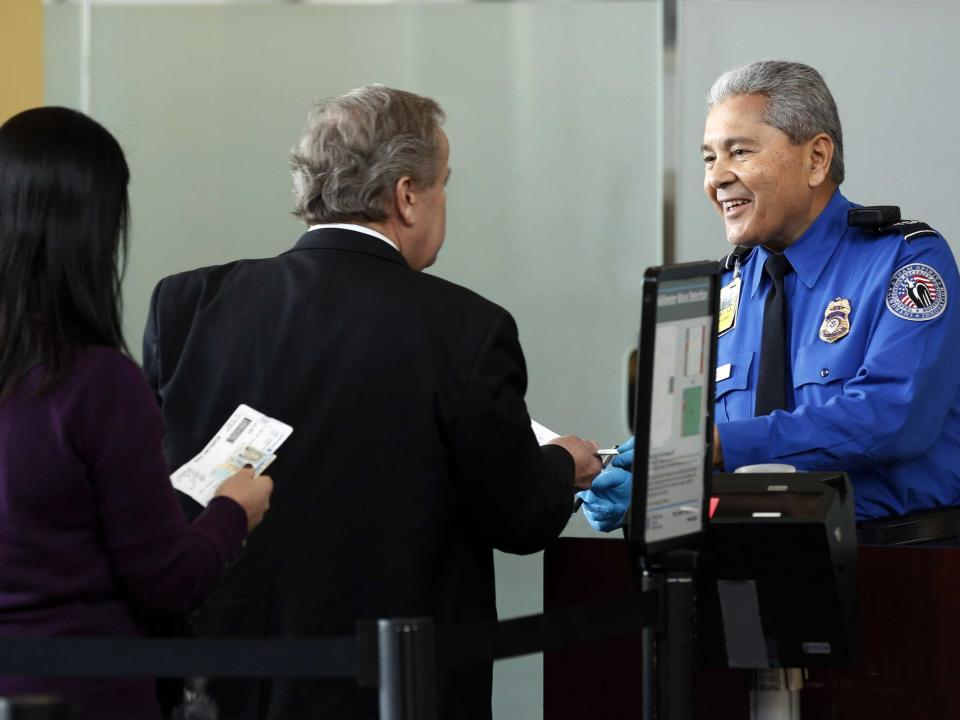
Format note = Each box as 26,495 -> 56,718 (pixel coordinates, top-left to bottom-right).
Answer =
718,277 -> 742,336
716,363 -> 732,382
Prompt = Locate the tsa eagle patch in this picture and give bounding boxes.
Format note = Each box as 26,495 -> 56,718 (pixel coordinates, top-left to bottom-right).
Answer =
885,263 -> 947,321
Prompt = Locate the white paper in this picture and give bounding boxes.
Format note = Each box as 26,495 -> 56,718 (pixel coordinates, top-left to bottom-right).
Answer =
530,419 -> 560,446
171,404 -> 293,507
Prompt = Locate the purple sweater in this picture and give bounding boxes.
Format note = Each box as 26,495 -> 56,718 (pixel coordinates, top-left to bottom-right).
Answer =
0,346 -> 247,717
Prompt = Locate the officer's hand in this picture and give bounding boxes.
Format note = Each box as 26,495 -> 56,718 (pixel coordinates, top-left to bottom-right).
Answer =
611,435 -> 635,471
576,465 -> 632,532
547,435 -> 602,490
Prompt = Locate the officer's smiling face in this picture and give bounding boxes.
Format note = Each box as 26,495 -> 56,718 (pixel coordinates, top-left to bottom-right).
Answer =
702,93 -> 829,252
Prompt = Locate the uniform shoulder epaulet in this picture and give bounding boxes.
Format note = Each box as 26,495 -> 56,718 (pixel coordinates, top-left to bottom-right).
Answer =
880,219 -> 940,242
719,245 -> 753,273
847,205 -> 939,242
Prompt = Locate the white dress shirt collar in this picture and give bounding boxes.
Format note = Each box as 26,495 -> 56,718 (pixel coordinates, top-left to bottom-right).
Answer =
307,223 -> 399,252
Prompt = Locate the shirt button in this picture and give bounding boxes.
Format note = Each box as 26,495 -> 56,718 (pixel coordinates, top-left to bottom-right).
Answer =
820,368 -> 830,378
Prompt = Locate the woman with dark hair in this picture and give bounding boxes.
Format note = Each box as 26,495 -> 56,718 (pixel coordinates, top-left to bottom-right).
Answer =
0,107 -> 273,717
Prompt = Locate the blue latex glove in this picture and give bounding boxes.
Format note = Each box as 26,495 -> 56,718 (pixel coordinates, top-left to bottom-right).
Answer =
577,466 -> 631,532
611,435 -> 635,471
576,437 -> 635,532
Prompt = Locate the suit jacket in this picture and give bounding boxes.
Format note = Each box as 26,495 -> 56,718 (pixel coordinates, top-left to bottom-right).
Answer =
142,228 -> 576,719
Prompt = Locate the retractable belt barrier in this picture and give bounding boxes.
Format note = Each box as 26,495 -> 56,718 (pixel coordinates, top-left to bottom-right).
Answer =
0,591 -> 657,680
0,637 -> 358,678
435,590 -> 657,672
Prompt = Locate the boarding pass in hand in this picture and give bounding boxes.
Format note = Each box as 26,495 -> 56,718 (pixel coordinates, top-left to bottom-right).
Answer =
171,404 -> 293,507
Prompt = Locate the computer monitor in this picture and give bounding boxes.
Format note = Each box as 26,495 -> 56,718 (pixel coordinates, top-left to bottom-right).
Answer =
627,261 -> 720,558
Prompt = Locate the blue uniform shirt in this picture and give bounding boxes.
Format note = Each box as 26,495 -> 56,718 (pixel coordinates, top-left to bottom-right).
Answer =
716,190 -> 960,520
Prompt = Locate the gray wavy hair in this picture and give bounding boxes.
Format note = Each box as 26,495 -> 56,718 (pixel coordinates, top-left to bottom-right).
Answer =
707,60 -> 844,184
291,85 -> 446,224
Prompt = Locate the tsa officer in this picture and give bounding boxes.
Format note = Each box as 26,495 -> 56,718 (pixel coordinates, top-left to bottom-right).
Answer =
578,60 -> 960,528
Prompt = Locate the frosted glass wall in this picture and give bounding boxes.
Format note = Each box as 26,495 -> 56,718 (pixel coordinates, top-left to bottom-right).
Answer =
45,2 -> 661,454
45,4 -> 662,717
676,0 -> 960,263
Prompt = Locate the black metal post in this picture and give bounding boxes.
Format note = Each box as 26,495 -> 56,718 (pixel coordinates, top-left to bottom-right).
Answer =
661,563 -> 696,719
377,618 -> 437,720
642,551 -> 697,720
641,572 -> 661,720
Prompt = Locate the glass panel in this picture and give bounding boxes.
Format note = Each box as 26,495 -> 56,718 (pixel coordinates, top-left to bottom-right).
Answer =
46,2 -> 661,449
45,5 -> 661,717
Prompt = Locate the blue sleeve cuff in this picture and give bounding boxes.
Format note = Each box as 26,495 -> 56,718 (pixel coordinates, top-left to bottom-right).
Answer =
717,415 -> 776,471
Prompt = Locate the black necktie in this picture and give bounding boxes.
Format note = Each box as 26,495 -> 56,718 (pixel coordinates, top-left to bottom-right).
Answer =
755,253 -> 792,416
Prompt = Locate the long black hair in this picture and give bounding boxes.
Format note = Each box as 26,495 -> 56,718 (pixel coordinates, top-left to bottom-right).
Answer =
0,107 -> 130,400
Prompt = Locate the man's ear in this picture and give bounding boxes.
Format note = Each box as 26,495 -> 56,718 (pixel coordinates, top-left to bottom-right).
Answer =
393,176 -> 417,226
807,133 -> 835,188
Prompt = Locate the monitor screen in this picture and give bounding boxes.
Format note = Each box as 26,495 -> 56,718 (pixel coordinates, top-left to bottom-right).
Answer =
644,277 -> 713,546
629,263 -> 719,557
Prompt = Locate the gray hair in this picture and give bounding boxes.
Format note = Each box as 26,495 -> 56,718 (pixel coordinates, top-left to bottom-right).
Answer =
291,85 -> 446,225
707,60 -> 844,184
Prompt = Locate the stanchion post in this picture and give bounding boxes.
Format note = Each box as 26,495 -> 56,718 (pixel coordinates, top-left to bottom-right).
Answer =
377,618 -> 437,720
662,556 -> 696,720
641,572 -> 663,720
643,550 -> 697,720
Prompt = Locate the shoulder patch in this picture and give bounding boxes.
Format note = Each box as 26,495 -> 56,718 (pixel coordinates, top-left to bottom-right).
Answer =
885,263 -> 948,321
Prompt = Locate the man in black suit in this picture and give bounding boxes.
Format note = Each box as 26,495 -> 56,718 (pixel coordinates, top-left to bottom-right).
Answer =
143,85 -> 601,719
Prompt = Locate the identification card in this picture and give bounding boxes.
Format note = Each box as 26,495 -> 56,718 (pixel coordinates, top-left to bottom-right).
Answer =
171,404 -> 293,507
718,277 -> 742,336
